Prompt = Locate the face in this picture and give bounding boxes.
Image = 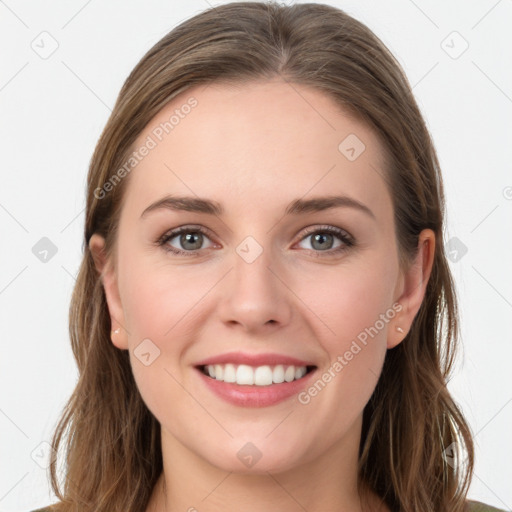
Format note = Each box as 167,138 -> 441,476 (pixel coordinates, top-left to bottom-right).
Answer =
91,79 -> 432,475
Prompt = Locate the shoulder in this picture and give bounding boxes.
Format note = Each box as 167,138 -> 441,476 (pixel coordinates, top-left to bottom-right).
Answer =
30,500 -> 509,512
466,499 -> 510,512
30,501 -> 509,512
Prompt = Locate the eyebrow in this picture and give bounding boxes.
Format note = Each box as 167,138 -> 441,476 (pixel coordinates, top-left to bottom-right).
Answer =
140,194 -> 376,220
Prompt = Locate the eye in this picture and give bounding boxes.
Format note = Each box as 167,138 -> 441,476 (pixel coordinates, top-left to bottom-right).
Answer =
296,225 -> 354,255
156,224 -> 355,257
157,226 -> 215,255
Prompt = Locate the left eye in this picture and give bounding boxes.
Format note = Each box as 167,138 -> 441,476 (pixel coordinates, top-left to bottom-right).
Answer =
297,231 -> 346,251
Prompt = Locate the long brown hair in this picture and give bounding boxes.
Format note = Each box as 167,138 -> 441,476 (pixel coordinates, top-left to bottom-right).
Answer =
48,2 -> 474,511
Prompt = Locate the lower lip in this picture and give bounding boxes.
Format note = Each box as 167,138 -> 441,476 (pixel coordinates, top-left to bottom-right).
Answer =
195,367 -> 317,407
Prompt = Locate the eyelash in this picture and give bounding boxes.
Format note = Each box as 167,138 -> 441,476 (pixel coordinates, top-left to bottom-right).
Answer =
156,224 -> 355,257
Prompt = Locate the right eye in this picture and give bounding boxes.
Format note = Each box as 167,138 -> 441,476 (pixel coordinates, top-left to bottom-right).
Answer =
158,226 -> 216,255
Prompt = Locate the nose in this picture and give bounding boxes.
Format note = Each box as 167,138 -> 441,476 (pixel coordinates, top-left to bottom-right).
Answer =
216,243 -> 292,333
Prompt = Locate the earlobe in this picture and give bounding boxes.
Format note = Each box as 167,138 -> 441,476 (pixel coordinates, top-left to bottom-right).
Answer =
388,229 -> 436,349
88,234 -> 129,350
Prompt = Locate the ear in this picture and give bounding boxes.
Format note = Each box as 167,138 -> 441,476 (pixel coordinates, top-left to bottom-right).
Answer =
388,228 -> 436,349
89,233 -> 128,350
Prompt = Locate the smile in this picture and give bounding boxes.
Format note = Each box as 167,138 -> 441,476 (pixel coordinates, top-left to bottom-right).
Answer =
200,363 -> 315,386
195,364 -> 318,408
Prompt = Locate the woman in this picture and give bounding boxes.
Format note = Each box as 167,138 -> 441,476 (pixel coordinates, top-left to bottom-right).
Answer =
31,2 -> 506,511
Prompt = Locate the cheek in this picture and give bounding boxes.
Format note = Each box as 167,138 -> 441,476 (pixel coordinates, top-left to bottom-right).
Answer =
117,258 -> 203,426
116,253 -> 216,402
118,250 -> 212,340
304,254 -> 397,346
295,252 -> 397,403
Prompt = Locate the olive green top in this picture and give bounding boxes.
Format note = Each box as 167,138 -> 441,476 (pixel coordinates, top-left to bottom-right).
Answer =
466,502 -> 509,512
30,500 -> 509,511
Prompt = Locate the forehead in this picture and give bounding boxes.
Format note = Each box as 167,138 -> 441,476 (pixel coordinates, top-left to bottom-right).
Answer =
124,79 -> 392,221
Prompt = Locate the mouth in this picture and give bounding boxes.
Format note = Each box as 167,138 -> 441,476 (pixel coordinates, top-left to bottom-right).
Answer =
193,352 -> 319,407
196,363 -> 317,386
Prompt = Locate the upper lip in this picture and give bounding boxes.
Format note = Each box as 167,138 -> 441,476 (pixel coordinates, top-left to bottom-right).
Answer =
195,352 -> 317,368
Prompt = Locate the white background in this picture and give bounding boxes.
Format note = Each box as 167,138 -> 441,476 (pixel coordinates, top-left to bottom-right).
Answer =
0,0 -> 511,510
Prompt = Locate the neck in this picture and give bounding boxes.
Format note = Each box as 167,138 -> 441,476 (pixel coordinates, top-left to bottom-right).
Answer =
146,415 -> 387,512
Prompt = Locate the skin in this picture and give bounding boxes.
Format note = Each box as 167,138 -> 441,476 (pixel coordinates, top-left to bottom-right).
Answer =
90,79 -> 435,512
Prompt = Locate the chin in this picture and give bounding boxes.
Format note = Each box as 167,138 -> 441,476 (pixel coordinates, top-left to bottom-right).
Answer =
202,439 -> 310,475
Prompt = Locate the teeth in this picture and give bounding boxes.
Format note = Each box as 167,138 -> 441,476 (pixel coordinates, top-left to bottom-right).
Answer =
254,365 -> 273,386
214,364 -> 224,381
284,365 -> 295,382
273,365 -> 285,383
236,364 -> 254,385
203,364 -> 309,386
223,363 -> 236,383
